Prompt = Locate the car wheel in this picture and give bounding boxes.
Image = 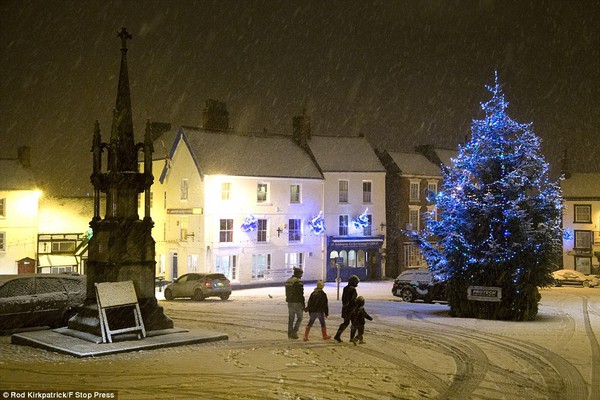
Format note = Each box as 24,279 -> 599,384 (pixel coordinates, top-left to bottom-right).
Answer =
401,287 -> 415,302
220,294 -> 230,300
193,289 -> 206,301
164,288 -> 174,301
583,281 -> 590,287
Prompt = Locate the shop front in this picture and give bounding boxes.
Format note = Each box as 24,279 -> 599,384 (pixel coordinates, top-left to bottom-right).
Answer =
326,235 -> 384,282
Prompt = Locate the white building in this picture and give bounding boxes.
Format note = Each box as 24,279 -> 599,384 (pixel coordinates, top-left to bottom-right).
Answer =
145,124 -> 325,285
561,172 -> 600,275
292,114 -> 387,282
0,147 -> 40,274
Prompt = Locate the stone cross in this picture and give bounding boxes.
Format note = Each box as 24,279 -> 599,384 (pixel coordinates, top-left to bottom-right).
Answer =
117,27 -> 132,50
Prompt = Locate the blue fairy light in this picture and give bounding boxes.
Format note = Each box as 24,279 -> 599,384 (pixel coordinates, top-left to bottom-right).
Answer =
241,214 -> 258,232
352,208 -> 369,229
309,211 -> 326,235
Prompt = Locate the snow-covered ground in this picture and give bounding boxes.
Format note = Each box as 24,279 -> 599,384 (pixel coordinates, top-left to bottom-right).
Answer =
1,281 -> 598,400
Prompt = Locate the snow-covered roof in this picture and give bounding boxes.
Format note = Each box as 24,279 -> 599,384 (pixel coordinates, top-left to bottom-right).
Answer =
307,136 -> 385,172
561,173 -> 600,198
0,159 -> 37,190
176,128 -> 323,179
386,152 -> 441,176
433,148 -> 458,167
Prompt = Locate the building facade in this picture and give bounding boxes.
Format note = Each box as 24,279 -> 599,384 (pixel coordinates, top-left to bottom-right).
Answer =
561,173 -> 600,275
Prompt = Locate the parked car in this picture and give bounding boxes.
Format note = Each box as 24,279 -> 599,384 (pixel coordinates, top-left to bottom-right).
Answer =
164,273 -> 231,301
0,273 -> 86,332
392,269 -> 447,303
552,269 -> 598,287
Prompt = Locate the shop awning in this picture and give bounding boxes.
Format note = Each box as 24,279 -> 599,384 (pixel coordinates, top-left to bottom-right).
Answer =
38,255 -> 78,267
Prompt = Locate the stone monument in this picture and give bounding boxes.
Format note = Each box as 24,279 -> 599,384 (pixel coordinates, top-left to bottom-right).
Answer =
68,27 -> 173,338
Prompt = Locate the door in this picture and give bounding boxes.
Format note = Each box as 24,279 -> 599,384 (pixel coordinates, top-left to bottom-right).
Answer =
171,252 -> 178,280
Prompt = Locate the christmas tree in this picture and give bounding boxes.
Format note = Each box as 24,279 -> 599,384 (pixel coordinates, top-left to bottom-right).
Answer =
415,73 -> 563,321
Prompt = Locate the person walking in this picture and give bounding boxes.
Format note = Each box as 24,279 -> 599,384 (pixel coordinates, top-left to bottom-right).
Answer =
333,275 -> 360,342
349,296 -> 373,345
303,281 -> 331,341
285,267 -> 305,339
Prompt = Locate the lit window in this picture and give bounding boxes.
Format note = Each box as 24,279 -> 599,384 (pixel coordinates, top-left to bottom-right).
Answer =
339,180 -> 349,203
216,255 -> 237,280
51,241 -> 76,253
404,243 -> 424,267
219,219 -> 233,242
222,182 -> 231,201
574,230 -> 592,249
339,215 -> 349,235
188,254 -> 198,272
180,179 -> 189,200
0,198 -> 5,217
288,219 -> 302,242
348,250 -> 357,267
252,254 -> 271,279
362,181 -> 372,203
0,232 -> 5,251
574,205 -> 592,223
410,181 -> 420,201
285,252 -> 304,269
257,219 -> 268,242
427,181 -> 437,201
257,183 -> 268,203
290,184 -> 301,203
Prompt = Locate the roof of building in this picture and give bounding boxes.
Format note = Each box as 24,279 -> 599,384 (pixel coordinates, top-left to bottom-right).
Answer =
307,135 -> 385,172
561,172 -> 600,198
0,159 -> 37,190
433,148 -> 458,167
386,151 -> 441,176
169,127 -> 323,179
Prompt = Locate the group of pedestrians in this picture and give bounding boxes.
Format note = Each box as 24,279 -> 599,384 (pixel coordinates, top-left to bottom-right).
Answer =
285,268 -> 372,345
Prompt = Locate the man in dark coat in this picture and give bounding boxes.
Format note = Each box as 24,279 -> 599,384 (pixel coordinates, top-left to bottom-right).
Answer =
333,275 -> 360,342
285,267 -> 305,339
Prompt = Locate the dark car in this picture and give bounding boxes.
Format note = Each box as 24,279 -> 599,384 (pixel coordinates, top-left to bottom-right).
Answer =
0,273 -> 86,332
392,269 -> 447,303
164,273 -> 231,301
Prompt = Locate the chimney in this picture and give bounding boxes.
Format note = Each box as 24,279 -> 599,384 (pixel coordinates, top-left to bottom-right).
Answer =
17,146 -> 31,167
202,99 -> 229,132
560,149 -> 571,179
293,110 -> 311,146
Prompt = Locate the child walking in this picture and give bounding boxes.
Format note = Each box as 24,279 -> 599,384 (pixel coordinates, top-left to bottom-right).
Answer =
303,281 -> 332,341
350,296 -> 372,345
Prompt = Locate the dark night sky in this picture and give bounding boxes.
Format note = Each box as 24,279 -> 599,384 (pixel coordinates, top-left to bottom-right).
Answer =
1,0 -> 598,196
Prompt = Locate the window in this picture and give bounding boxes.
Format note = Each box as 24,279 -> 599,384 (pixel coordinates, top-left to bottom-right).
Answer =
285,252 -> 304,270
574,230 -> 592,249
180,218 -> 188,241
339,180 -> 349,203
188,254 -> 199,272
410,181 -> 420,201
404,243 -> 424,267
339,215 -> 349,235
408,207 -> 420,231
290,184 -> 301,203
288,218 -> 301,242
216,255 -> 237,280
427,206 -> 438,223
257,219 -> 268,242
180,179 -> 189,200
574,205 -> 592,223
257,183 -> 268,203
575,257 -> 592,275
363,214 -> 373,236
222,182 -> 231,201
362,181 -> 372,203
51,241 -> 75,253
252,254 -> 271,279
0,198 -> 5,217
348,250 -> 357,267
427,181 -> 437,201
357,250 -> 366,268
0,232 -> 5,251
219,219 -> 234,242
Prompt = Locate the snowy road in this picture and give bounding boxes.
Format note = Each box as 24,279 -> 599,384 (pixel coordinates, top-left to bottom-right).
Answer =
1,282 -> 598,399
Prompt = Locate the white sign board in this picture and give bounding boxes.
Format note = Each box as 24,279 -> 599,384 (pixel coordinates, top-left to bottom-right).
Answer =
467,286 -> 502,302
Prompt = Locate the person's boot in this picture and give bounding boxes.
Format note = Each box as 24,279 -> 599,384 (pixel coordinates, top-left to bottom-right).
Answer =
303,326 -> 311,341
321,327 -> 331,340
333,327 -> 343,342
